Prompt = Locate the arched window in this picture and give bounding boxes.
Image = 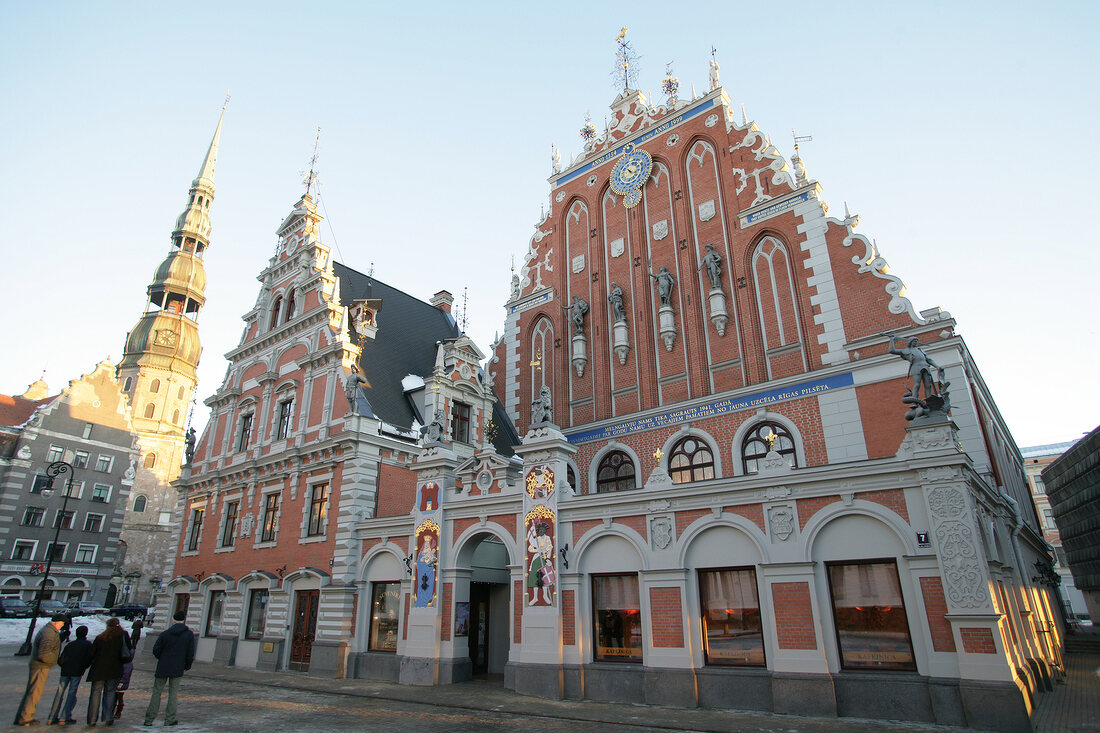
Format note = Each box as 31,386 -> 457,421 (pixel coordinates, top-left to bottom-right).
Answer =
133,495 -> 147,513
669,436 -> 715,484
150,379 -> 161,393
596,450 -> 636,493
123,377 -> 132,392
567,465 -> 577,493
177,386 -> 185,399
752,236 -> 806,379
529,317 -> 554,424
741,421 -> 797,474
144,403 -> 155,419
285,290 -> 296,321
173,409 -> 180,424
270,296 -> 283,330
144,453 -> 157,469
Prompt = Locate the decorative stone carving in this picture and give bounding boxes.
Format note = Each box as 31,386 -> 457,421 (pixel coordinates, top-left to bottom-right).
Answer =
764,486 -> 790,499
887,334 -> 951,421
768,507 -> 795,541
124,460 -> 136,481
698,200 -> 716,221
928,485 -> 966,518
647,499 -> 672,512
658,305 -> 677,351
652,220 -> 669,241
17,445 -> 31,460
571,254 -> 585,274
555,191 -> 565,203
935,519 -> 988,608
586,174 -> 598,187
613,321 -> 630,365
666,134 -> 679,146
531,385 -> 553,426
651,517 -> 674,550
475,469 -> 493,493
705,113 -> 719,127
708,288 -> 728,336
649,266 -> 675,307
240,512 -> 255,538
572,334 -> 588,377
610,238 -> 625,257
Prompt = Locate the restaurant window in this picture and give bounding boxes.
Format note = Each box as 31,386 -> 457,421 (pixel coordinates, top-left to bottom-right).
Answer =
245,589 -> 268,640
826,560 -> 916,671
669,436 -> 715,484
307,483 -> 328,536
698,567 -> 765,666
593,574 -> 642,662
368,581 -> 401,652
205,590 -> 225,637
741,421 -> 797,474
221,500 -> 239,547
187,507 -> 204,551
260,493 -> 280,542
596,450 -> 636,493
451,402 -> 470,443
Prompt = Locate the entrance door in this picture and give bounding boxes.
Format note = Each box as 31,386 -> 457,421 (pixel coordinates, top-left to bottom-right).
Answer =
468,582 -> 491,675
288,589 -> 319,671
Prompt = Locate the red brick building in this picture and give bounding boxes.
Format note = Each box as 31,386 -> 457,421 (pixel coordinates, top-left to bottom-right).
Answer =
162,65 -> 1059,731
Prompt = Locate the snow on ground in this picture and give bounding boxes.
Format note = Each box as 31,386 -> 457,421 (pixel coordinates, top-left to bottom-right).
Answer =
0,615 -> 140,643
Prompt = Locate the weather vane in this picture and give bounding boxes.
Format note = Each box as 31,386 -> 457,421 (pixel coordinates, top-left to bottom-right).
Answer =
303,126 -> 321,196
222,91 -> 231,111
792,128 -> 813,152
613,27 -> 640,92
662,62 -> 679,100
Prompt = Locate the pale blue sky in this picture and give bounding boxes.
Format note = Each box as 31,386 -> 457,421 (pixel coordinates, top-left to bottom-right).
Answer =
1,1 -> 1095,447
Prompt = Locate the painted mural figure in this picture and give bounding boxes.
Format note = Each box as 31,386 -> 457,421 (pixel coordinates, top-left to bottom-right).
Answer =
649,266 -> 675,306
698,244 -> 723,290
561,295 -> 589,335
526,521 -> 555,605
415,536 -> 438,606
887,335 -> 944,401
608,283 -> 626,322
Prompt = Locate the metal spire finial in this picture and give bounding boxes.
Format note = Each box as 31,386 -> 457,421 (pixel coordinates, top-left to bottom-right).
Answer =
304,126 -> 321,196
614,27 -> 640,92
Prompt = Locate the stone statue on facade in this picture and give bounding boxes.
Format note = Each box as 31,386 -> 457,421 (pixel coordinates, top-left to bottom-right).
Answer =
552,147 -> 562,174
510,272 -> 521,301
608,283 -> 626,322
185,427 -> 196,464
561,295 -> 589,335
887,334 -> 950,421
698,244 -> 723,290
344,365 -> 368,415
422,408 -> 445,444
649,266 -> 675,307
531,385 -> 553,426
709,58 -> 720,91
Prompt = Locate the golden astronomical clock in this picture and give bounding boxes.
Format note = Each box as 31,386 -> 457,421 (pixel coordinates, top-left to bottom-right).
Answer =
608,143 -> 652,208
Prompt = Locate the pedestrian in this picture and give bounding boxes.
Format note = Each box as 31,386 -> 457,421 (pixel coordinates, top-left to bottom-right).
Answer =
13,614 -> 66,726
86,617 -> 127,726
113,620 -> 142,719
143,610 -> 196,727
47,624 -> 93,725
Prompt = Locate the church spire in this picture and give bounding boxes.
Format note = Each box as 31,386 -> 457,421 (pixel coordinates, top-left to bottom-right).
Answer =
194,98 -> 225,187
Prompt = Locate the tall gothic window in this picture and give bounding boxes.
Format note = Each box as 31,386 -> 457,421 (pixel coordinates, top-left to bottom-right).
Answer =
530,317 -> 554,421
741,421 -> 796,474
596,451 -> 636,493
752,236 -> 806,378
270,296 -> 283,330
669,437 -> 715,484
285,290 -> 296,321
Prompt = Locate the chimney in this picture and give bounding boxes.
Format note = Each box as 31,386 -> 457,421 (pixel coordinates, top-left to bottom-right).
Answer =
430,290 -> 453,314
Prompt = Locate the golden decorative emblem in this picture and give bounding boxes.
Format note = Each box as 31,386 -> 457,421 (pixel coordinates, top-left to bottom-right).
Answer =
653,447 -> 664,463
525,466 -> 555,498
525,505 -> 556,525
415,518 -> 440,537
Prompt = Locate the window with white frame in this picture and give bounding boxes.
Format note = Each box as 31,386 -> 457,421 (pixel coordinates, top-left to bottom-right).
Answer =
45,542 -> 66,562
11,540 -> 36,561
237,414 -> 253,452
221,500 -> 239,547
306,483 -> 328,537
245,588 -> 268,640
83,514 -> 104,533
21,507 -> 44,527
133,495 -> 147,512
53,510 -> 75,530
47,445 -> 64,463
73,451 -> 89,469
187,507 -> 205,551
205,590 -> 225,637
95,455 -> 113,473
75,544 -> 97,564
30,475 -> 50,493
260,493 -> 279,543
91,484 -> 111,503
276,400 -> 293,440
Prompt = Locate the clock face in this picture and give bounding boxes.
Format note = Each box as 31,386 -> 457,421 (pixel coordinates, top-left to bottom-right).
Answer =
609,144 -> 653,195
154,329 -> 178,347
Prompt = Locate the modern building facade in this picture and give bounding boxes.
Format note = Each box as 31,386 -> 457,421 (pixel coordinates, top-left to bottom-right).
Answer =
1023,441 -> 1089,620
0,363 -> 139,605
159,61 -> 1061,731
113,109 -> 224,605
1042,426 -> 1100,623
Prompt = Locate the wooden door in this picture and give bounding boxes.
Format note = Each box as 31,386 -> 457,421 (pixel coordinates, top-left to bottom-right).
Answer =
467,583 -> 491,675
288,589 -> 319,671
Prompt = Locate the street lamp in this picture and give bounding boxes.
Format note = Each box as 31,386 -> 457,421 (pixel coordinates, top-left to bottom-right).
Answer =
15,461 -> 75,656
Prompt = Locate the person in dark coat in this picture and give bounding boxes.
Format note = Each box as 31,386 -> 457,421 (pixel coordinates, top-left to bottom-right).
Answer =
86,617 -> 127,726
143,610 -> 196,727
47,624 -> 93,725
14,614 -> 65,726
112,619 -> 142,719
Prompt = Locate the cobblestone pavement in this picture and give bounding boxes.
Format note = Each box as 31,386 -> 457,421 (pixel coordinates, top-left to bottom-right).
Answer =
1032,653 -> 1100,733
1,641 -> 1086,732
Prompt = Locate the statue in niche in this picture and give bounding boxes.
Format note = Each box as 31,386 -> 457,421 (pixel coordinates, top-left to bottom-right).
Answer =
531,385 -> 553,425
698,244 -> 723,290
649,266 -> 675,307
421,408 -> 445,444
185,427 -> 197,464
608,283 -> 626,322
561,295 -> 589,336
886,333 -> 950,420
344,365 -> 368,415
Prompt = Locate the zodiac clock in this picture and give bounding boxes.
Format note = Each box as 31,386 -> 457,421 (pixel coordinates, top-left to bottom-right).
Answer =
608,143 -> 652,208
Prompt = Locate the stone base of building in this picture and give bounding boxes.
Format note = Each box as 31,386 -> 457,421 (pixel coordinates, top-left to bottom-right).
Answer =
506,662 -> 1031,731
213,636 -> 238,666
350,651 -> 400,681
309,640 -> 349,678
398,655 -> 472,685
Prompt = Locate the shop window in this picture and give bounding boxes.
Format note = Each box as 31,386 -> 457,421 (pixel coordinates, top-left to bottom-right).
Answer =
826,560 -> 916,671
221,501 -> 239,548
245,589 -> 268,640
187,507 -> 204,551
307,484 -> 328,537
669,437 -> 715,484
451,402 -> 471,443
698,568 -> 765,666
369,581 -> 401,652
593,574 -> 642,663
596,451 -> 636,493
741,421 -> 796,474
260,493 -> 279,542
205,590 -> 225,637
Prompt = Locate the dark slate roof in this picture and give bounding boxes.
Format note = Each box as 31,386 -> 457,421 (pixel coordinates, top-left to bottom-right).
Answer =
490,392 -> 520,457
334,262 -> 459,431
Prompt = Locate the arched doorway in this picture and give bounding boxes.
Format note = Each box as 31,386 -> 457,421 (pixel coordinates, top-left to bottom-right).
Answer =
453,530 -> 513,679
